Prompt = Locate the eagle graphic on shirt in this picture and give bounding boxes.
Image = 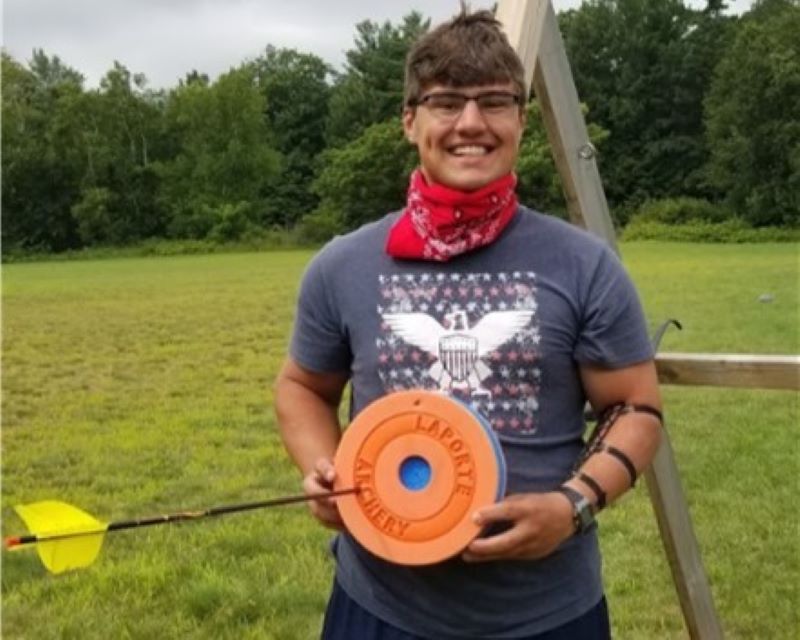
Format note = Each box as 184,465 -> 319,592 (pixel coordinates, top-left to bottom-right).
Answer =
382,309 -> 533,397
377,271 -> 542,436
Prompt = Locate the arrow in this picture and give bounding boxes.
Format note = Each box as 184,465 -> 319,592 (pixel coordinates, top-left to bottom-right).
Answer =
5,488 -> 359,574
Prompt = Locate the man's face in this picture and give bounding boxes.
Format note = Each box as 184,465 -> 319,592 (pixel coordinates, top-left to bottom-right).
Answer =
402,82 -> 526,192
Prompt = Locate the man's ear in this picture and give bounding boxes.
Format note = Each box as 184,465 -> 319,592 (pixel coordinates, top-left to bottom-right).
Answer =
402,108 -> 417,144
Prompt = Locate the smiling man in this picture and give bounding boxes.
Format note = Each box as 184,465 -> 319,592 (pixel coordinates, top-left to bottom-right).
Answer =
275,8 -> 662,639
404,84 -> 525,190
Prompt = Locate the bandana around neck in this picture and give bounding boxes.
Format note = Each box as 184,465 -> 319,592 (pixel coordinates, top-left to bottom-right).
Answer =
385,169 -> 518,262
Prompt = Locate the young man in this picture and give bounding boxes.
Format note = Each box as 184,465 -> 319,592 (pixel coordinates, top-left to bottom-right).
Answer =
275,9 -> 661,639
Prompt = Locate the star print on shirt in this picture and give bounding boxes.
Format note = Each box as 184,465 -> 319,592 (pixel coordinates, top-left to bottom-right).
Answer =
376,271 -> 542,436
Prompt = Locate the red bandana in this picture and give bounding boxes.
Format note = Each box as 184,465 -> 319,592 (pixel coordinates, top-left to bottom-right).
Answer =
385,170 -> 519,262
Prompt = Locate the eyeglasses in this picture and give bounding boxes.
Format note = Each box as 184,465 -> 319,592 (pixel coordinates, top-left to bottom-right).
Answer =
411,91 -> 522,121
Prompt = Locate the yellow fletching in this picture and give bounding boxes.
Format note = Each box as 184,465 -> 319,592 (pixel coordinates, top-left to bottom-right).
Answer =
14,501 -> 108,574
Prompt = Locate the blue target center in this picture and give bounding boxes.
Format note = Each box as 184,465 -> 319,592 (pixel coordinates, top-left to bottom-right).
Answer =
399,456 -> 432,491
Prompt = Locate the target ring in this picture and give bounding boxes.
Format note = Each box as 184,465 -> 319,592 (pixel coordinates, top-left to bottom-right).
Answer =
334,390 -> 506,565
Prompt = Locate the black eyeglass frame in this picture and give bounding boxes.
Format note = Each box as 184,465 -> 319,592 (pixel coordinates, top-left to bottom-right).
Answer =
408,90 -> 523,113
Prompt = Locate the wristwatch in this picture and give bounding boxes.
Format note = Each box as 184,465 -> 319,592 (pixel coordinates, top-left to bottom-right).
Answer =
556,486 -> 596,534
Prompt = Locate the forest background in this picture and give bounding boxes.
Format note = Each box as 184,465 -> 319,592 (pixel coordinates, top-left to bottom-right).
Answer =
2,0 -> 798,258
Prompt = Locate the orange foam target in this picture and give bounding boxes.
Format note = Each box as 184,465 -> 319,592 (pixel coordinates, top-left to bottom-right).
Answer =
334,390 -> 505,565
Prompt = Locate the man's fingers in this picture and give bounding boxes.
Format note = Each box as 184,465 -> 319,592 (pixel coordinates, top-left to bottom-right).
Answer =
305,457 -> 337,494
472,498 -> 521,526
314,458 -> 337,484
302,458 -> 344,529
463,527 -> 523,561
313,493 -> 345,526
303,473 -> 328,494
303,477 -> 341,514
311,500 -> 344,522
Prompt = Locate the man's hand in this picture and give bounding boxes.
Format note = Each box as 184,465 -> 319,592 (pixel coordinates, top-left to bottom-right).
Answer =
303,457 -> 345,531
462,492 -> 575,562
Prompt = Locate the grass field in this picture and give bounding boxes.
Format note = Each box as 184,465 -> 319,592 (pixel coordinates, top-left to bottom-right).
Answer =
2,242 -> 798,639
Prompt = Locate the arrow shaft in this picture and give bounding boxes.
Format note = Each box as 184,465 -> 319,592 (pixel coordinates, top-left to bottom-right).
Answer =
5,488 -> 358,548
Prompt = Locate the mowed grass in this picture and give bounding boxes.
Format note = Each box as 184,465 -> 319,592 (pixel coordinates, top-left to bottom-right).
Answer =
2,242 -> 798,639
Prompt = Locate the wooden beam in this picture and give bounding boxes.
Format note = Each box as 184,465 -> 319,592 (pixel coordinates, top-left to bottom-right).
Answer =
496,0 -> 548,95
530,2 -> 618,251
644,440 -> 725,640
495,2 -> 725,637
657,354 -> 800,390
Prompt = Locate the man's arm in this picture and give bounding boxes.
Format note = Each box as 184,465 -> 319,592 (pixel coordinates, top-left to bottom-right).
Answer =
567,359 -> 662,507
464,359 -> 661,562
274,357 -> 349,529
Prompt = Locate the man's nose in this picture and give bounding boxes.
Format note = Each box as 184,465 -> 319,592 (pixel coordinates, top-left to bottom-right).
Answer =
454,99 -> 488,132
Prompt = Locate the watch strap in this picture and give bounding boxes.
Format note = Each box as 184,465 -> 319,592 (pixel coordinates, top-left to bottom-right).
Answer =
556,486 -> 596,534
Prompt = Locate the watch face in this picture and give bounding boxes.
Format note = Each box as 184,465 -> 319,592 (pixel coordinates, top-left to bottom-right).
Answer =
575,496 -> 595,533
558,487 -> 595,534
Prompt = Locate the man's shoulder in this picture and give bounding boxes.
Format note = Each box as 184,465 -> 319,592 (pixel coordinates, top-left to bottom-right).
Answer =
307,212 -> 399,274
515,205 -> 609,253
335,212 -> 398,245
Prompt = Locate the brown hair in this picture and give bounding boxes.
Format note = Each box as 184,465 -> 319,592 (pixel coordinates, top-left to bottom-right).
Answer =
403,6 -> 526,107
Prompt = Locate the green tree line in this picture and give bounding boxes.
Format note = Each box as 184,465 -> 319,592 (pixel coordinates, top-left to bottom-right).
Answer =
2,0 -> 798,255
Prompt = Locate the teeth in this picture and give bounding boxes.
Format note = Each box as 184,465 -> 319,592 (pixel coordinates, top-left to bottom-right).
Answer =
452,145 -> 489,156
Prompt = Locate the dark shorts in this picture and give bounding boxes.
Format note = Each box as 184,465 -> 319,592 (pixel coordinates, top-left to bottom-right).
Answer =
321,579 -> 611,640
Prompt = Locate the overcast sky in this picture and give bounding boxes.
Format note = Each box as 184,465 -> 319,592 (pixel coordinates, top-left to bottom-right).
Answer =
2,0 -> 754,90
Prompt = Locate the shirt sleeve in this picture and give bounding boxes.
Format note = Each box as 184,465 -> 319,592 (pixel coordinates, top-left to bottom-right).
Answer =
573,247 -> 654,367
289,251 -> 353,373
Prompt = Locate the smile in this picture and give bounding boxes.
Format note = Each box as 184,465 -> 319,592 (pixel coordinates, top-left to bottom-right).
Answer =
450,145 -> 493,157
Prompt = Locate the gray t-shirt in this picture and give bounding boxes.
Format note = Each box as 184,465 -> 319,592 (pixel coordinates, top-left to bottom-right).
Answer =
290,207 -> 653,638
